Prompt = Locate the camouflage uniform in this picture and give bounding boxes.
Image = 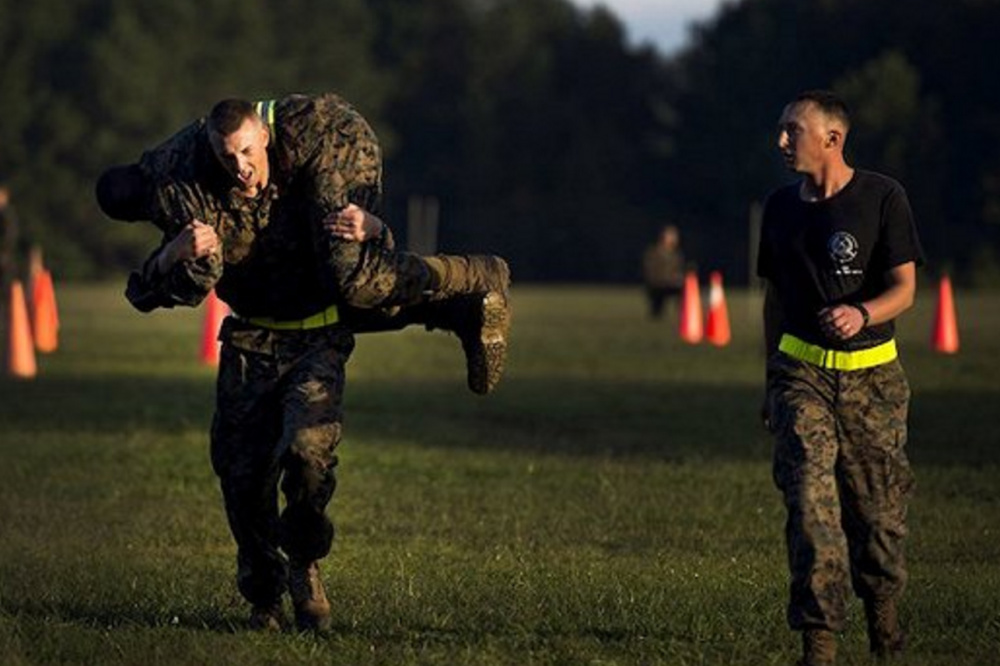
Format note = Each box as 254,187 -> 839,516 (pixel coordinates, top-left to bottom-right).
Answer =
211,318 -> 353,606
123,94 -> 462,610
766,353 -> 914,630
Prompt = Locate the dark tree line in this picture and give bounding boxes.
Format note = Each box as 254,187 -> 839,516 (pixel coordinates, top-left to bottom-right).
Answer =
1,0 -> 997,284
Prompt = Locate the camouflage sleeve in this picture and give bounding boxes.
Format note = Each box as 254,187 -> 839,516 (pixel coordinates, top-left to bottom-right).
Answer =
125,250 -> 221,312
124,180 -> 223,312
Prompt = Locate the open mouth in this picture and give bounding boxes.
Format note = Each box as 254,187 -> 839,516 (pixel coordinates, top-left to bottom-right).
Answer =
235,169 -> 254,188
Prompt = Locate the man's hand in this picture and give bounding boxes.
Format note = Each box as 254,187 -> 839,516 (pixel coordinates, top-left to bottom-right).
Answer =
818,303 -> 865,341
156,220 -> 219,273
323,204 -> 383,242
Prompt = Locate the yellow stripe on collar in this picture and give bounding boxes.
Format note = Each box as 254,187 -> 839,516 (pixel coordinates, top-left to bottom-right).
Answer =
254,99 -> 276,135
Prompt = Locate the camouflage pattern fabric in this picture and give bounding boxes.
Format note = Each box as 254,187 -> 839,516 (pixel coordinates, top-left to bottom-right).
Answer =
209,317 -> 354,606
268,94 -> 431,308
766,352 -> 914,631
126,93 -> 434,315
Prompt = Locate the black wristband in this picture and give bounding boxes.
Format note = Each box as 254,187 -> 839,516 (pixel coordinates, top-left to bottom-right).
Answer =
852,302 -> 870,328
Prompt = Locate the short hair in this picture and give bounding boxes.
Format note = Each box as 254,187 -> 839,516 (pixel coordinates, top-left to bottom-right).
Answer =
794,90 -> 851,131
207,99 -> 258,137
95,164 -> 149,221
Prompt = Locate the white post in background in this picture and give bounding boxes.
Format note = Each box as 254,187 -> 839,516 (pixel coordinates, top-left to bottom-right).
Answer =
407,195 -> 440,255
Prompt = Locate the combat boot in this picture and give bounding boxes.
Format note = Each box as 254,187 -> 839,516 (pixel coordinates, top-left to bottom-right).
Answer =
865,598 -> 906,660
424,290 -> 511,395
289,560 -> 331,632
423,255 -> 511,300
248,600 -> 285,632
796,629 -> 837,666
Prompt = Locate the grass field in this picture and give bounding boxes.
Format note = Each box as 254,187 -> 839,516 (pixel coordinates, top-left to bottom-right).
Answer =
1,282 -> 998,666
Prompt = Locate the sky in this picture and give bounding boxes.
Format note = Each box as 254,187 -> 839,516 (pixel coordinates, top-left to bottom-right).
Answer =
569,0 -> 731,56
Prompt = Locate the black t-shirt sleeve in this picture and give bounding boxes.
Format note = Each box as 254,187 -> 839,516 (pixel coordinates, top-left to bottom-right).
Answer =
876,184 -> 925,270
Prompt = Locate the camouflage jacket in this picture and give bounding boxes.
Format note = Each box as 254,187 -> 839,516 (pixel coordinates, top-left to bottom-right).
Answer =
127,93 -> 398,319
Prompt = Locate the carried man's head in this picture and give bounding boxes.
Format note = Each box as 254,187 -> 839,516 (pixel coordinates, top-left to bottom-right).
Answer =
95,164 -> 150,222
207,99 -> 270,197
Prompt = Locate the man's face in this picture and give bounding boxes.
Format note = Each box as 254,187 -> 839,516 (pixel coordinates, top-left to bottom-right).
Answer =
776,101 -> 832,175
209,116 -> 270,195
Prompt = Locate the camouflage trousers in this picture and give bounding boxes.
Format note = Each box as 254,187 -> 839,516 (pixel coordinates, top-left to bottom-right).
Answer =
328,238 -> 434,310
210,317 -> 355,607
766,352 -> 915,631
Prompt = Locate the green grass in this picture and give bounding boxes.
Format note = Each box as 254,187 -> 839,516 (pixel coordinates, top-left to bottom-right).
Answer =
1,282 -> 998,665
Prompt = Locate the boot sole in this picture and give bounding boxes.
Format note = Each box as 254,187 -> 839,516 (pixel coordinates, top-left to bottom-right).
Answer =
468,291 -> 510,395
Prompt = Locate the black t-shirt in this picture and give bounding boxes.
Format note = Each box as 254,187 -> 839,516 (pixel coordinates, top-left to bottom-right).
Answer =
757,170 -> 924,351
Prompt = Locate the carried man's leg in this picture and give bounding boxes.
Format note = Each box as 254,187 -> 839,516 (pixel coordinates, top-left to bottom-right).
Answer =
338,254 -> 510,394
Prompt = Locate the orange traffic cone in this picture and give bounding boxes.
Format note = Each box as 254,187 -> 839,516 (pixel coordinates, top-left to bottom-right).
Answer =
679,270 -> 703,344
6,281 -> 37,379
931,274 -> 959,354
31,269 -> 59,353
705,270 -> 731,347
200,289 -> 229,365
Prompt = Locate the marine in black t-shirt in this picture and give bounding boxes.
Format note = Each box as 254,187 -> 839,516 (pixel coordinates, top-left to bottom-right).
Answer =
758,169 -> 924,351
758,90 -> 920,664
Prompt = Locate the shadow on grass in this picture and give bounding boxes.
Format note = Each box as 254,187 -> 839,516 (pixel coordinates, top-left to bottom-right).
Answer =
0,373 -> 216,435
2,599 -> 243,635
346,378 -> 775,463
348,378 -> 1000,467
1,374 -> 996,466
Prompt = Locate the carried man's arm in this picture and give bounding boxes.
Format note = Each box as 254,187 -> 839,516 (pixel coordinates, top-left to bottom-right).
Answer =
125,180 -> 223,312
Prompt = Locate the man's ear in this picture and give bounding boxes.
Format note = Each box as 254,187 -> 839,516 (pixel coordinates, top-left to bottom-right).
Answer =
825,128 -> 843,149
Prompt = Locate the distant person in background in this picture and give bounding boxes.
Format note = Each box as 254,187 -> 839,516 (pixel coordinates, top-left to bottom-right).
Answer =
759,90 -> 923,666
0,180 -> 21,290
641,224 -> 685,319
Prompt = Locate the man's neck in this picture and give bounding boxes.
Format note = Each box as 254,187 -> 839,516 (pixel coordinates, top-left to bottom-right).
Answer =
799,163 -> 855,202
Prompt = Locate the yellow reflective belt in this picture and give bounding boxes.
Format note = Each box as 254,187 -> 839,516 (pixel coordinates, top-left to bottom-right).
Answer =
243,304 -> 339,331
254,99 -> 277,135
779,333 -> 897,371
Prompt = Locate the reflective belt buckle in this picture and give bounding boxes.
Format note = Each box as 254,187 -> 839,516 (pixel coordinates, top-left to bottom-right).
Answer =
779,334 -> 897,371
241,303 -> 339,331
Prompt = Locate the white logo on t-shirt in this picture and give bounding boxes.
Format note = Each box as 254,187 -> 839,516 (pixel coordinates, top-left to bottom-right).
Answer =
828,231 -> 863,275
